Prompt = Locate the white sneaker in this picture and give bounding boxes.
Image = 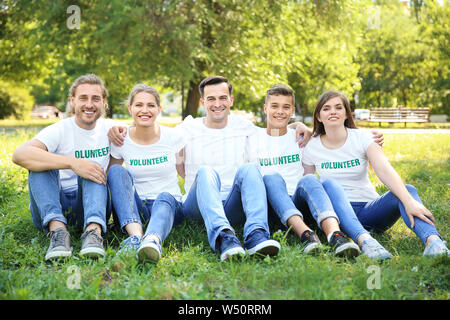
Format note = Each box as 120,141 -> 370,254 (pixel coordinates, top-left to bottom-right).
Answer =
423,238 -> 449,257
137,239 -> 162,263
361,238 -> 392,259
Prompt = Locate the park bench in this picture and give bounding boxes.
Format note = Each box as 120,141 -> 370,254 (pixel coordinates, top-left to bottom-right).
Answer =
368,107 -> 430,127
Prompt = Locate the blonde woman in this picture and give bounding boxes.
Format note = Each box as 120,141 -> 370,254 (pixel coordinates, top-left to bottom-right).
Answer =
107,84 -> 185,263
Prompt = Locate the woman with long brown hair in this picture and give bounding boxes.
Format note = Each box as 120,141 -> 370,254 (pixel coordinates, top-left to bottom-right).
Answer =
302,90 -> 448,257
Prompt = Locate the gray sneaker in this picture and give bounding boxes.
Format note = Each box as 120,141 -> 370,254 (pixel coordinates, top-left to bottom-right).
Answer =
80,229 -> 105,258
45,227 -> 73,261
423,238 -> 449,257
361,237 -> 392,260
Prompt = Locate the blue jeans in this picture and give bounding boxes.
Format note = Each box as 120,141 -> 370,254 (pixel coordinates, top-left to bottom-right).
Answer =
182,164 -> 269,252
107,165 -> 184,242
28,170 -> 111,234
263,173 -> 339,229
321,179 -> 441,245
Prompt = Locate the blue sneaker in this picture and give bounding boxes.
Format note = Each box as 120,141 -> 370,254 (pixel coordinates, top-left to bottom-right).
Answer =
423,238 -> 449,257
244,229 -> 280,257
137,238 -> 162,263
117,235 -> 141,255
217,230 -> 245,261
361,237 -> 392,260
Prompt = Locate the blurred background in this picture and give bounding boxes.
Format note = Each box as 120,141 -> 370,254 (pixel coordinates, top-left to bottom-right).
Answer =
0,0 -> 448,125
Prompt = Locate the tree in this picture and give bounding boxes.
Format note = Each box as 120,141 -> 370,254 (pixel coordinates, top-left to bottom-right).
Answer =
418,0 -> 450,115
0,80 -> 34,119
260,0 -> 364,116
1,0 -> 290,118
356,0 -> 449,114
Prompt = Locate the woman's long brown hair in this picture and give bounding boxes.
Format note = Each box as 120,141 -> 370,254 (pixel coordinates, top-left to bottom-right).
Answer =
312,90 -> 357,137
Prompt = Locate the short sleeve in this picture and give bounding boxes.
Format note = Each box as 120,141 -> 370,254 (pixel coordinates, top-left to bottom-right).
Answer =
110,143 -> 123,160
168,127 -> 187,153
301,144 -> 314,166
245,126 -> 259,164
34,122 -> 63,153
358,129 -> 376,152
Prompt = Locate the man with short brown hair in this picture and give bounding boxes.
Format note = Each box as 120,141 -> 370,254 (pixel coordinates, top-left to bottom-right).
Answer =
13,74 -> 113,261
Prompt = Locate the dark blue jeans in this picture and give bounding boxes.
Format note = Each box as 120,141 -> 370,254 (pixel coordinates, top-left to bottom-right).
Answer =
322,179 -> 441,244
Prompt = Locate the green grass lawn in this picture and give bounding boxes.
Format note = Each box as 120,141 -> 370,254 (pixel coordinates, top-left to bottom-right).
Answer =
0,125 -> 449,300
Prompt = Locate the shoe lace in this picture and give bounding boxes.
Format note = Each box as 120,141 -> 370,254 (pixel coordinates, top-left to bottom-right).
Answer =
363,238 -> 383,251
128,235 -> 141,245
48,229 -> 67,247
84,229 -> 103,245
219,232 -> 242,251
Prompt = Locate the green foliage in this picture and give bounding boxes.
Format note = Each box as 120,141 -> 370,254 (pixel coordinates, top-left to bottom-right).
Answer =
0,126 -> 449,300
0,81 -> 35,119
357,0 -> 450,115
0,0 -> 449,118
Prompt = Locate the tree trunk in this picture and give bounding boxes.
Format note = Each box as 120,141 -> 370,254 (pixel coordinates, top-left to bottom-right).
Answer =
182,80 -> 201,119
402,88 -> 408,107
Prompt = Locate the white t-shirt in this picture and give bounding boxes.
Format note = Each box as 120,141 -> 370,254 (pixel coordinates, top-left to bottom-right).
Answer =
302,128 -> 380,202
255,128 -> 304,196
176,114 -> 258,201
110,125 -> 185,201
34,117 -> 114,192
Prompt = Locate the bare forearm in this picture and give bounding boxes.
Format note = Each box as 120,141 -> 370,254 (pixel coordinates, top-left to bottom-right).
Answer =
12,145 -> 73,172
377,164 -> 412,202
368,145 -> 413,205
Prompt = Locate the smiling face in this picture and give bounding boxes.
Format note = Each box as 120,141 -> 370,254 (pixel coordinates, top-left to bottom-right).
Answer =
128,91 -> 161,128
264,94 -> 295,136
312,90 -> 357,137
71,83 -> 106,130
317,96 -> 348,128
201,82 -> 234,128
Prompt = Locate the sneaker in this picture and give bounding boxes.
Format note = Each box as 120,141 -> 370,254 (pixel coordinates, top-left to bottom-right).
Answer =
361,237 -> 392,259
45,227 -> 73,261
117,235 -> 141,255
300,230 -> 322,254
423,238 -> 450,257
217,230 -> 245,261
137,238 -> 162,263
244,229 -> 280,257
80,228 -> 105,258
329,231 -> 360,258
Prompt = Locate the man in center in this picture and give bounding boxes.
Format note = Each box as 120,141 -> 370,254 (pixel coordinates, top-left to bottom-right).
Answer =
177,76 -> 287,261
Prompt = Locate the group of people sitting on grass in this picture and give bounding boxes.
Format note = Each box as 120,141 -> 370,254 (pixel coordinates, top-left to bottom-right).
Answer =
12,74 -> 449,264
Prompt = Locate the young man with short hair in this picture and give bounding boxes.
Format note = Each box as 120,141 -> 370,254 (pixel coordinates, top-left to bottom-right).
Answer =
12,74 -> 114,261
177,76 -> 282,260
